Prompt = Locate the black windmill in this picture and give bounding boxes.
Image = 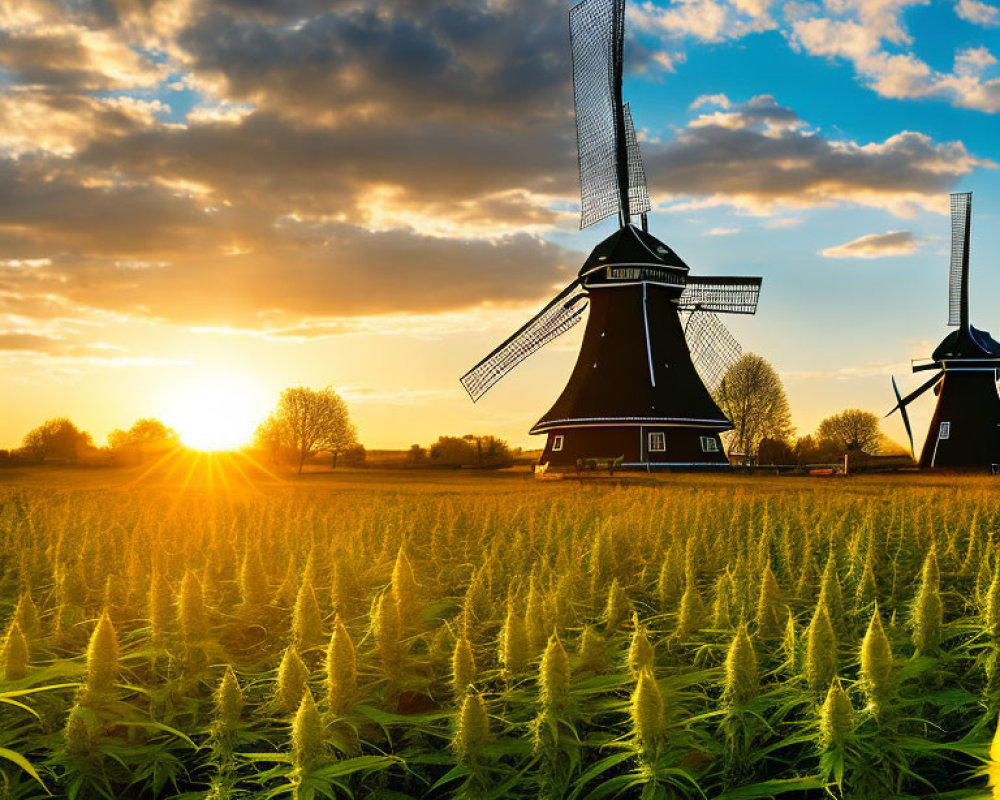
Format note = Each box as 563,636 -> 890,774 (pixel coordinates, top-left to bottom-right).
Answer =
887,192 -> 1000,470
459,0 -> 762,470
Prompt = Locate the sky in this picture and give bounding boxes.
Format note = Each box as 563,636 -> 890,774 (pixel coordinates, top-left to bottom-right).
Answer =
0,0 -> 999,453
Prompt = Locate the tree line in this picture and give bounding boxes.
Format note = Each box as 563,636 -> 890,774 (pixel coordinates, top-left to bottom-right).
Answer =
1,367 -> 901,471
0,417 -> 179,467
0,386 -> 520,473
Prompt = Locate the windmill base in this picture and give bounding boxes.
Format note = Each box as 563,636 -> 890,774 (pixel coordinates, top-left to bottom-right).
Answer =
919,370 -> 1000,470
537,426 -> 729,471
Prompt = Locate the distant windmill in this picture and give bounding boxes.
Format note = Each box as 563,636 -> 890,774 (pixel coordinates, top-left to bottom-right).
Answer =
887,192 -> 1000,470
460,0 -> 762,469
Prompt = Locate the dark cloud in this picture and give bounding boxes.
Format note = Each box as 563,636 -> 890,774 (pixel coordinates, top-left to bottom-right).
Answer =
2,221 -> 580,325
645,97 -> 985,212
177,0 -> 572,125
0,25 -> 159,91
76,109 -> 576,207
0,4 -> 988,346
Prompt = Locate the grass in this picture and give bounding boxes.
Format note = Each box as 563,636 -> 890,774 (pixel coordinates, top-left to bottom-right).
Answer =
0,459 -> 999,799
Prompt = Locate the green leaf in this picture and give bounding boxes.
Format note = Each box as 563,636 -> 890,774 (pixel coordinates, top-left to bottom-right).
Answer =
0,747 -> 49,794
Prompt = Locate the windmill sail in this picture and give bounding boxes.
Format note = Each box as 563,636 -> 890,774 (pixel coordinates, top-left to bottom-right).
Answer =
460,281 -> 588,402
678,276 -> 762,315
684,310 -> 742,394
624,103 -> 651,219
885,370 -> 944,458
948,191 -> 971,327
570,0 -> 648,229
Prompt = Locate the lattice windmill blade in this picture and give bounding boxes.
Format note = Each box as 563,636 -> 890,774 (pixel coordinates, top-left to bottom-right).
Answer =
571,0 -> 623,229
570,0 -> 648,229
677,276 -> 762,315
948,191 -> 972,327
683,310 -> 742,394
624,102 -> 650,218
460,281 -> 589,402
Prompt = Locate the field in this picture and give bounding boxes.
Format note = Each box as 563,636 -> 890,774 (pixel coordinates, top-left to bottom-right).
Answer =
1,461 -> 1000,799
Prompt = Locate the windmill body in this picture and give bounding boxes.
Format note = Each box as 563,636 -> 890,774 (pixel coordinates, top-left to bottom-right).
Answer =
889,193 -> 1000,470
532,225 -> 734,467
460,0 -> 761,470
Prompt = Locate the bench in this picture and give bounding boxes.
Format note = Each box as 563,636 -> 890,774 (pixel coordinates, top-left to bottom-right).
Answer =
576,455 -> 624,475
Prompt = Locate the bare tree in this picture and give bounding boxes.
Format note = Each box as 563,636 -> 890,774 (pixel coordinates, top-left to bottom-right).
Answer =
817,409 -> 882,454
262,387 -> 357,474
715,353 -> 793,462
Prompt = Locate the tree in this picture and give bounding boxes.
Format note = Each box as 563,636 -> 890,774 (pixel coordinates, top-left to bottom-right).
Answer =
407,444 -> 427,465
429,435 -> 513,468
757,437 -> 795,466
254,414 -> 293,465
794,435 -> 830,464
108,418 -> 177,450
21,418 -> 94,463
320,397 -> 358,468
466,435 -> 513,468
341,443 -> 366,467
262,387 -> 357,474
817,409 -> 882,455
108,418 -> 177,465
715,354 -> 793,462
430,436 -> 476,467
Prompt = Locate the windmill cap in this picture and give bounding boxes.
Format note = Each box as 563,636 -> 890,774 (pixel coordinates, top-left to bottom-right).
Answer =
932,325 -> 1000,361
578,224 -> 691,278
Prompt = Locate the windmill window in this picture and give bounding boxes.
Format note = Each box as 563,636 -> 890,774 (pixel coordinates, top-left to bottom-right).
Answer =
552,435 -> 564,452
648,432 -> 666,452
939,421 -> 951,440
700,436 -> 719,453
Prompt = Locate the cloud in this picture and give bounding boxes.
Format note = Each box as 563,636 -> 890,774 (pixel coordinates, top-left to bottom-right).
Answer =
634,0 -> 1000,113
956,0 -> 999,26
0,91 -> 165,156
820,230 -> 920,258
175,0 -> 573,125
787,10 -> 1000,112
0,0 -> 991,356
644,95 -> 990,216
0,332 -> 66,352
706,226 -> 740,235
0,24 -> 162,91
633,0 -> 777,44
0,214 -> 582,326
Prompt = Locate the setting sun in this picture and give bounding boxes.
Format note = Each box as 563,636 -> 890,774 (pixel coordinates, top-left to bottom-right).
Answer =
162,377 -> 268,451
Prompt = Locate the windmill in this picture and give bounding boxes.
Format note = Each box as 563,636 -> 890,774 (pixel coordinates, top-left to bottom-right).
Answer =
459,0 -> 762,470
887,192 -> 1000,470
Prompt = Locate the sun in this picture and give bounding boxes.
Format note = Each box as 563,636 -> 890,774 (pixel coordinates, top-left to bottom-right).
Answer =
163,377 -> 266,452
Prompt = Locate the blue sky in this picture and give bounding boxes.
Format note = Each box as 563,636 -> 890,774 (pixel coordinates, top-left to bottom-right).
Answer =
0,0 -> 998,452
